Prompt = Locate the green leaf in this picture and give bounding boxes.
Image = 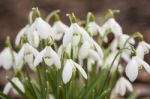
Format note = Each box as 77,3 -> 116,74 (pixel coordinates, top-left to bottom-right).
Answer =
127,92 -> 139,99
9,79 -> 28,99
80,69 -> 109,99
0,92 -> 12,99
96,88 -> 111,99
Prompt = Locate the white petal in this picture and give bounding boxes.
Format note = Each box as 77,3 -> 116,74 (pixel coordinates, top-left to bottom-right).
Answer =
34,48 -> 46,66
89,49 -> 100,61
62,60 -> 73,84
119,78 -> 126,96
137,58 -> 150,73
110,38 -> 118,51
17,45 -> 25,67
50,47 -> 61,69
124,78 -> 133,92
63,29 -> 72,47
3,83 -> 12,94
0,48 -> 13,70
15,25 -> 29,46
125,57 -> 139,82
27,30 -> 40,48
78,41 -> 90,60
12,77 -> 25,93
26,43 -> 39,56
71,60 -> 87,79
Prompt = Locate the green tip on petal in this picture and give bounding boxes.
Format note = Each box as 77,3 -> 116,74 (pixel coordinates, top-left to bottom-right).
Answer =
134,32 -> 144,41
87,12 -> 95,22
67,13 -> 77,23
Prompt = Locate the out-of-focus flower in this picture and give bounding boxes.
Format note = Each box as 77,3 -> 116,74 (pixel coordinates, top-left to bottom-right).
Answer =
125,56 -> 150,82
87,21 -> 102,36
101,18 -> 123,37
34,46 -> 61,69
17,43 -> 39,70
63,23 -> 92,47
27,30 -> 40,48
52,21 -> 68,41
136,41 -> 150,59
15,25 -> 29,47
115,77 -> 133,96
3,77 -> 25,94
78,41 -> 101,61
0,47 -> 17,70
29,17 -> 53,40
62,59 -> 87,84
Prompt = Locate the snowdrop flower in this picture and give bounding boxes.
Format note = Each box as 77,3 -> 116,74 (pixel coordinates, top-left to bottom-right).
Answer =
29,17 -> 53,40
125,56 -> 150,82
101,18 -> 123,37
62,59 -> 87,84
34,46 -> 61,69
0,47 -> 17,70
52,21 -> 68,41
102,50 -> 119,72
15,25 -> 29,46
110,34 -> 135,51
3,77 -> 25,94
87,21 -> 102,36
63,22 -> 92,47
17,43 -> 39,70
136,41 -> 150,59
27,30 -> 40,48
57,43 -> 72,58
78,41 -> 101,61
115,77 -> 133,96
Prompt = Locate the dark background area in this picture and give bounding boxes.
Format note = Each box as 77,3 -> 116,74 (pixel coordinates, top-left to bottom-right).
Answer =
0,0 -> 150,98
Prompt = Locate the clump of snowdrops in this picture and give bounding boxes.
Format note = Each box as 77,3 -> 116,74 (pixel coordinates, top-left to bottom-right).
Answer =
0,8 -> 150,99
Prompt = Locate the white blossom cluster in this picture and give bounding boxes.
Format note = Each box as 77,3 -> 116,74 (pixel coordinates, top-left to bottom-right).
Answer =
0,9 -> 150,97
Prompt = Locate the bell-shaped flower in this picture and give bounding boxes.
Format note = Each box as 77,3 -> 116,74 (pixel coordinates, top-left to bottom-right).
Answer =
63,23 -> 92,47
29,17 -> 53,39
125,56 -> 150,82
115,77 -> 133,96
0,47 -> 18,70
136,41 -> 150,59
17,43 -> 39,70
102,50 -> 119,72
110,34 -> 135,51
87,21 -> 102,36
101,18 -> 123,37
34,46 -> 61,69
3,77 -> 25,94
15,25 -> 29,47
78,41 -> 101,61
52,21 -> 68,41
27,30 -> 40,48
62,59 -> 87,84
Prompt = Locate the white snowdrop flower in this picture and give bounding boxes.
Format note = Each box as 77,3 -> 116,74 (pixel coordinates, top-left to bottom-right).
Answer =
101,18 -> 123,37
63,23 -> 92,47
136,41 -> 150,59
62,59 -> 87,84
87,58 -> 95,72
57,43 -> 72,58
52,21 -> 68,41
29,17 -> 53,39
125,56 -> 150,82
15,25 -> 29,46
118,34 -> 135,48
18,43 -> 39,70
115,77 -> 133,96
0,47 -> 17,70
3,77 -> 25,94
78,41 -> 101,61
102,50 -> 119,72
27,30 -> 40,48
34,46 -> 61,69
110,34 -> 135,51
121,50 -> 131,63
87,21 -> 102,36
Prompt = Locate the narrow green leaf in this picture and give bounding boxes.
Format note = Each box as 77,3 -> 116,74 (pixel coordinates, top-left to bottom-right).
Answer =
127,92 -> 139,99
0,92 -> 12,99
